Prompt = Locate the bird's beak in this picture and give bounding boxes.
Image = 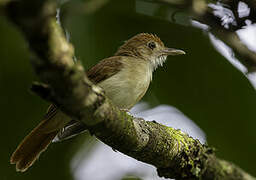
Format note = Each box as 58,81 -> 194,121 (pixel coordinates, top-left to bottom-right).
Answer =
162,48 -> 186,56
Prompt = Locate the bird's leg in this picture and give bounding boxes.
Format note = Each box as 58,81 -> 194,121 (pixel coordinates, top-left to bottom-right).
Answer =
120,108 -> 130,113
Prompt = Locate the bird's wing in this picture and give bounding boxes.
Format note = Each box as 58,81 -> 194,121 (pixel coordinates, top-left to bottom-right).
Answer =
53,120 -> 87,142
44,104 -> 59,120
53,57 -> 124,142
86,56 -> 123,84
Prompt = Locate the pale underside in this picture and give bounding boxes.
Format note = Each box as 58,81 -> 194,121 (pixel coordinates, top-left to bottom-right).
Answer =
98,57 -> 153,109
54,55 -> 167,141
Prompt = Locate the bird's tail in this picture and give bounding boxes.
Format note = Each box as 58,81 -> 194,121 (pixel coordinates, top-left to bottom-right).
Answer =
10,119 -> 59,172
10,105 -> 70,172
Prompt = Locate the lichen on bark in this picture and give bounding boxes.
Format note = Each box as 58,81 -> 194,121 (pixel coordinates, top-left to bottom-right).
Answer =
2,0 -> 256,179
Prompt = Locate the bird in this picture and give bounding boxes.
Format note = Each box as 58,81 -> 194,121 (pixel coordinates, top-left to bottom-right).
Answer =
10,33 -> 185,172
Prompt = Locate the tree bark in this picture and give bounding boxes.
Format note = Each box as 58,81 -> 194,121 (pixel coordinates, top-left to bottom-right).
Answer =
2,0 -> 255,179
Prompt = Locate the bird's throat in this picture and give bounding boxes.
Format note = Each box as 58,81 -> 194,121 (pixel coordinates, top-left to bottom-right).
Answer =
150,55 -> 167,71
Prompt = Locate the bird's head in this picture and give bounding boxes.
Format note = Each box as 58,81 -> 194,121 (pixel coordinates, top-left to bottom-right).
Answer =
115,33 -> 185,70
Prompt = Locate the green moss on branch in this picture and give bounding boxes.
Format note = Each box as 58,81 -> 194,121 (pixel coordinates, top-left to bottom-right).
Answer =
3,0 -> 256,179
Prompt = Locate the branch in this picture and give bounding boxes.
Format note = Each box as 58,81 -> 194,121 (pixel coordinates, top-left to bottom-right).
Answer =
197,1 -> 256,72
144,0 -> 256,72
194,8 -> 256,72
3,0 -> 255,179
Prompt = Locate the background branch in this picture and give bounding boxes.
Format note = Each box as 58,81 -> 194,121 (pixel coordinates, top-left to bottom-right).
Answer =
147,0 -> 256,72
2,0 -> 255,179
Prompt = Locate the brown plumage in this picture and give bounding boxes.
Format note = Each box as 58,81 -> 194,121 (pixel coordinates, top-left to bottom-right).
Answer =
115,33 -> 164,58
87,56 -> 123,84
10,33 -> 185,172
10,124 -> 59,172
10,105 -> 65,172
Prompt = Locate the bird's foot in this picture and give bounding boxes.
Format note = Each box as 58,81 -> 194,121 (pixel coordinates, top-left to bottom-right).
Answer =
120,108 -> 134,117
120,108 -> 130,113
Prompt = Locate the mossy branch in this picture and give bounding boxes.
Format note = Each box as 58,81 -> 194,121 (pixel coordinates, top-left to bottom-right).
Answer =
3,0 -> 255,179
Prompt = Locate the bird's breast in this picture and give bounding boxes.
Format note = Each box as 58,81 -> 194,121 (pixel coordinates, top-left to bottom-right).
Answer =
98,60 -> 152,109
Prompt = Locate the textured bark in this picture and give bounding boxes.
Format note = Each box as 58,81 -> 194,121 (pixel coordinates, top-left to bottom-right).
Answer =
2,0 -> 256,179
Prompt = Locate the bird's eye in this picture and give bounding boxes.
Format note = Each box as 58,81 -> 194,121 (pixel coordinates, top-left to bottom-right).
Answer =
148,42 -> 156,50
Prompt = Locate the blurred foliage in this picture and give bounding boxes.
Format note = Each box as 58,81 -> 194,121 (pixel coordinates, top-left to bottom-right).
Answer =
0,0 -> 255,179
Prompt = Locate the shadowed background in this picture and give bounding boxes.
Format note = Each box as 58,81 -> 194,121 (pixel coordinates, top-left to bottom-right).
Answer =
0,0 -> 255,179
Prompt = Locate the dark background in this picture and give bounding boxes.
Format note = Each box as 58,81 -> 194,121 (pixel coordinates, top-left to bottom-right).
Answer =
0,0 -> 255,179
